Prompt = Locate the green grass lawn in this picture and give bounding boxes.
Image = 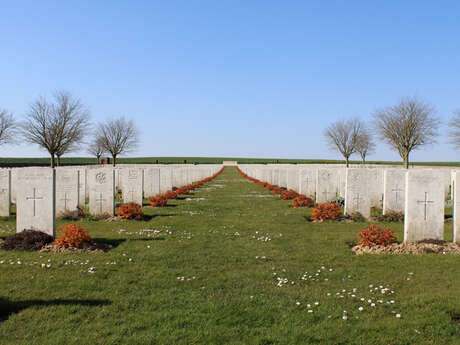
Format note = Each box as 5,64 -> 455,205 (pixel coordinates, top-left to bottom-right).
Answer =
0,167 -> 459,344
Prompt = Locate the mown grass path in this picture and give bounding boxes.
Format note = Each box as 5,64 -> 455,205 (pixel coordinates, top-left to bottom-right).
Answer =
0,167 -> 459,344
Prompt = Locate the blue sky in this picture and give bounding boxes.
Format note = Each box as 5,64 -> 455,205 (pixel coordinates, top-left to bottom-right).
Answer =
1,1 -> 459,161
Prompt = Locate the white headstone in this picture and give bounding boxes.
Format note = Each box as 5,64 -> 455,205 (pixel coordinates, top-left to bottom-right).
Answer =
404,170 -> 444,242
367,169 -> 384,208
299,169 -> 316,198
16,168 -> 55,236
383,169 -> 406,214
453,171 -> 460,243
120,168 -> 143,205
279,170 -> 288,188
88,169 -> 115,216
337,168 -> 346,198
77,168 -> 86,206
159,168 -> 173,193
0,169 -> 11,216
272,168 -> 279,186
144,168 -> 160,197
316,168 -> 339,203
56,168 -> 79,215
344,168 -> 370,218
287,169 -> 300,192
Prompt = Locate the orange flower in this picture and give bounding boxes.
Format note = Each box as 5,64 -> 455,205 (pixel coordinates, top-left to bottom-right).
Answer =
117,203 -> 143,220
357,225 -> 397,247
311,203 -> 342,222
292,195 -> 314,208
55,223 -> 91,248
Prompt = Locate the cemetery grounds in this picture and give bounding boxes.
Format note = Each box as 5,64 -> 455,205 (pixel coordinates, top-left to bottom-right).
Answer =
0,167 -> 459,344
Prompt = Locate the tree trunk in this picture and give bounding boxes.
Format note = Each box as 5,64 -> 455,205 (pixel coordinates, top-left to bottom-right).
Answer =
113,155 -> 117,166
403,152 -> 409,169
345,156 -> 349,168
56,155 -> 61,166
96,154 -> 101,164
50,154 -> 55,168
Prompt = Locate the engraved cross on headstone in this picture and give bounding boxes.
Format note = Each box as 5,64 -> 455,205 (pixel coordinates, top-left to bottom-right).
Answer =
353,193 -> 361,210
303,176 -> 311,192
392,186 -> 404,204
96,192 -> 106,214
127,190 -> 135,202
60,192 -> 71,210
417,192 -> 434,221
26,188 -> 43,217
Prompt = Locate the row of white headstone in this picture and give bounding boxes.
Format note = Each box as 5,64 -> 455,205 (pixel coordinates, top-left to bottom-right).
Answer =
0,165 -> 221,237
238,164 -> 459,243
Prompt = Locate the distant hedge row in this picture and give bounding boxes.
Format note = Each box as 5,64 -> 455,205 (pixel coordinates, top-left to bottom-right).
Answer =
0,157 -> 459,167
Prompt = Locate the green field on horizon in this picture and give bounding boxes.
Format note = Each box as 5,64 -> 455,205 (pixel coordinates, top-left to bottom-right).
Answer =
1,156 -> 460,167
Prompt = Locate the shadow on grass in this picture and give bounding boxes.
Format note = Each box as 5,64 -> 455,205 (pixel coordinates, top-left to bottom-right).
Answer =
127,238 -> 166,241
345,241 -> 356,248
448,310 -> 460,327
0,215 -> 15,222
0,297 -> 111,322
150,213 -> 177,219
91,238 -> 126,248
144,204 -> 178,209
303,216 -> 312,222
142,213 -> 178,221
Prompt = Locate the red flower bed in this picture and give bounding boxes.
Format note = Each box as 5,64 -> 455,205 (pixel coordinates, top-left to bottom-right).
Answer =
175,186 -> 190,195
292,195 -> 314,208
55,223 -> 91,248
237,167 -> 295,200
117,202 -> 143,220
164,190 -> 178,200
311,203 -> 342,222
280,189 -> 299,200
357,225 -> 397,247
149,195 -> 168,207
272,187 -> 286,195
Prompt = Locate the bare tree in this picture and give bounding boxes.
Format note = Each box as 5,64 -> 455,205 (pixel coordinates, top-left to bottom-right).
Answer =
448,109 -> 460,149
324,117 -> 363,167
354,126 -> 376,164
95,117 -> 139,166
0,109 -> 17,146
21,91 -> 91,168
87,137 -> 106,162
373,97 -> 439,169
